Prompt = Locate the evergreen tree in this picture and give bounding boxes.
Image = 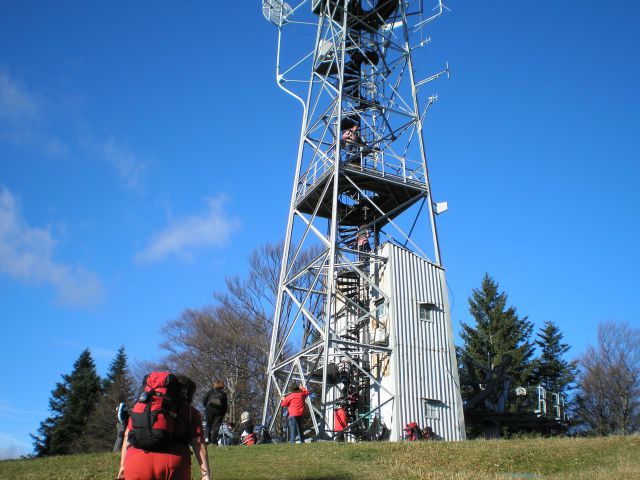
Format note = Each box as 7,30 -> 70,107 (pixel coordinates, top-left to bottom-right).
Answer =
31,382 -> 68,456
531,320 -> 577,397
459,274 -> 535,398
102,345 -> 136,407
31,349 -> 101,456
76,346 -> 135,453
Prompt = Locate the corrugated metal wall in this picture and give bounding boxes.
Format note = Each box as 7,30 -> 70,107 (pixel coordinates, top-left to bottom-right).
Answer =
383,243 -> 465,441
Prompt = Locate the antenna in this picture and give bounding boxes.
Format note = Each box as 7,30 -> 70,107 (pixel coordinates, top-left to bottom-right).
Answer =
262,0 -> 293,26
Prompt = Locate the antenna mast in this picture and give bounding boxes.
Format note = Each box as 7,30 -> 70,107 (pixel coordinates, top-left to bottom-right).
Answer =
261,0 -> 465,441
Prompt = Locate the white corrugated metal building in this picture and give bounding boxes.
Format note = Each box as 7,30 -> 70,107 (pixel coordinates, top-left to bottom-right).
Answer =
369,242 -> 465,441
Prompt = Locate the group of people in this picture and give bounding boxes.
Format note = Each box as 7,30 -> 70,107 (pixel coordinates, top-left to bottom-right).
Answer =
202,382 -> 264,446
115,375 -> 312,480
203,382 -> 312,446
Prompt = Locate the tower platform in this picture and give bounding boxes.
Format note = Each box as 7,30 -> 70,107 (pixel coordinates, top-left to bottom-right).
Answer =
295,164 -> 427,226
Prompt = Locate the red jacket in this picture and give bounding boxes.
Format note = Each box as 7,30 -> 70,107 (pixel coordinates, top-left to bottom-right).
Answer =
334,408 -> 348,432
281,388 -> 310,417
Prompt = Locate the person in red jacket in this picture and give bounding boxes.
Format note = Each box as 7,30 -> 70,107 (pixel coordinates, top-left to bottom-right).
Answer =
281,384 -> 310,444
334,405 -> 348,442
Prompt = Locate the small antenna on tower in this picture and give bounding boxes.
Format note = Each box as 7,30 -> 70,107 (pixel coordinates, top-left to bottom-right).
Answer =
415,62 -> 450,92
262,0 -> 293,26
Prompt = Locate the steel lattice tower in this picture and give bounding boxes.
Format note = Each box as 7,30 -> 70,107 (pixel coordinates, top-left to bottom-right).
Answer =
261,0 -> 465,441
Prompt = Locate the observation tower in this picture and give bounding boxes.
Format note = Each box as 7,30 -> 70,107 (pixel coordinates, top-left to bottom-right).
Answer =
261,0 -> 465,441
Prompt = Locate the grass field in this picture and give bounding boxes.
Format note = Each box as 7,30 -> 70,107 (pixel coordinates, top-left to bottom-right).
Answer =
0,435 -> 638,480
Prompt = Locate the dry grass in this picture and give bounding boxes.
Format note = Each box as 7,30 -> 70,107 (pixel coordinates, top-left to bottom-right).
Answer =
0,435 -> 638,480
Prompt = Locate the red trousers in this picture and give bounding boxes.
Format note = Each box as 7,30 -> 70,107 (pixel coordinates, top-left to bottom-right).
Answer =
124,448 -> 191,480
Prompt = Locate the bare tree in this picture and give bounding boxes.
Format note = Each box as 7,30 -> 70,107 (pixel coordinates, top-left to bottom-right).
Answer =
129,358 -> 168,392
214,241 -> 324,355
156,241 -> 322,424
575,320 -> 640,434
213,242 -> 280,357
159,305 -> 266,422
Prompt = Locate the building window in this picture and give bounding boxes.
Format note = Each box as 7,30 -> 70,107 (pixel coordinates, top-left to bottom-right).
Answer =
418,302 -> 435,322
375,299 -> 386,320
423,399 -> 441,420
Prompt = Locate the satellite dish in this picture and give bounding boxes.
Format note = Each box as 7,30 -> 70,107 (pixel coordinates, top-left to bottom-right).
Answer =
262,0 -> 293,26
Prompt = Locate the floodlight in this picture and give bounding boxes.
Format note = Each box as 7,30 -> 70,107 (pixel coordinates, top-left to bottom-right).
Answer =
434,201 -> 448,214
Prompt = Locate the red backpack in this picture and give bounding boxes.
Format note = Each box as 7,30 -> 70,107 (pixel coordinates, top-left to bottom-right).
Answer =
128,372 -> 187,450
404,422 -> 423,441
241,432 -> 257,446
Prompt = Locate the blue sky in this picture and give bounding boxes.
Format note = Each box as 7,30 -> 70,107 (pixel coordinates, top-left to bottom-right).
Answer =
1,1 -> 639,458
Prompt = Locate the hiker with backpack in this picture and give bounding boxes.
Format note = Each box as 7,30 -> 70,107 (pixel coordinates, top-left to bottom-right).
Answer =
202,380 -> 228,445
117,372 -> 210,480
113,399 -> 129,452
281,383 -> 310,444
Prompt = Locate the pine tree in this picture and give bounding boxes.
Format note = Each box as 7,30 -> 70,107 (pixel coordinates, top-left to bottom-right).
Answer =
31,349 -> 101,456
459,274 -> 535,399
31,382 -> 68,456
103,345 -> 135,406
532,321 -> 577,397
76,346 -> 135,453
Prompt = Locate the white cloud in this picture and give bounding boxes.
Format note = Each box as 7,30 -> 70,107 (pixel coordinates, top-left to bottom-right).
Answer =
0,438 -> 30,460
0,70 -> 46,149
0,71 -> 39,122
135,196 -> 241,264
0,70 -> 148,191
0,186 -> 104,307
91,136 -> 150,191
0,399 -> 39,459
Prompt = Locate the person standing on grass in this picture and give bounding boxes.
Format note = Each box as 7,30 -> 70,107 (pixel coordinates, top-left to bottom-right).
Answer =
113,399 -> 129,452
202,380 -> 228,445
281,383 -> 310,444
334,404 -> 348,442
